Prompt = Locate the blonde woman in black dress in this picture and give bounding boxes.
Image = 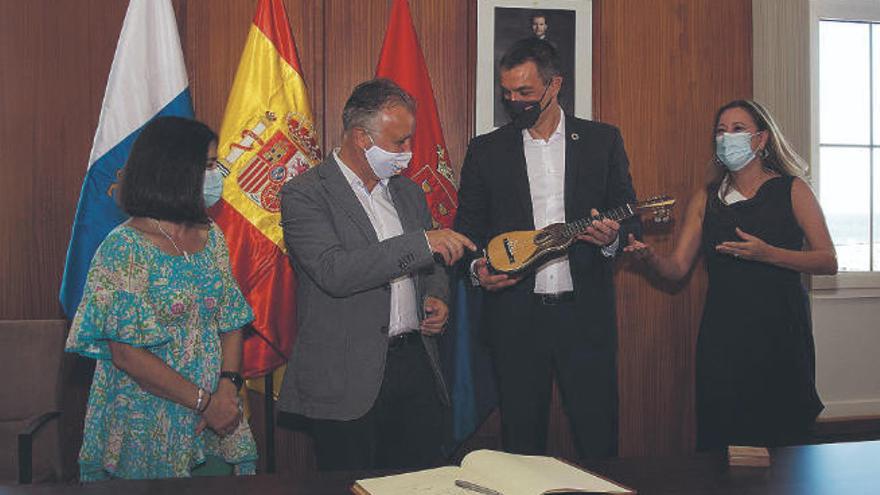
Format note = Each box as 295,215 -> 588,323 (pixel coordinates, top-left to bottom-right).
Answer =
625,100 -> 837,450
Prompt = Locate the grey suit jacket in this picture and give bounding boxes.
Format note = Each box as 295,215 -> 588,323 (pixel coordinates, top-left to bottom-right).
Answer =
277,155 -> 450,421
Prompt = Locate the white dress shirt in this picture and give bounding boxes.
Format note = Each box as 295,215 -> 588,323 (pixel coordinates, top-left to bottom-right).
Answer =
522,111 -> 619,294
523,112 -> 574,294
335,151 -> 420,336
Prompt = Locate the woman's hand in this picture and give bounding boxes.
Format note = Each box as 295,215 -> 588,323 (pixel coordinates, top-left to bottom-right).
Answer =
715,227 -> 774,262
196,380 -> 241,436
623,233 -> 657,263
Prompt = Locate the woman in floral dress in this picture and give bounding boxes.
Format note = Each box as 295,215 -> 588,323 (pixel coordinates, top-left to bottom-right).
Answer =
66,117 -> 258,481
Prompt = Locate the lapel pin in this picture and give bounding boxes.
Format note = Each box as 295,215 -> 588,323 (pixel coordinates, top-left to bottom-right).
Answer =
571,132 -> 580,141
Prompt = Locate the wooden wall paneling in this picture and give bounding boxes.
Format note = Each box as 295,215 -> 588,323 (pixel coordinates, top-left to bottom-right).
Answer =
183,0 -> 256,134
466,0 -> 477,148
0,0 -> 128,479
407,0 -> 471,177
597,0 -> 753,456
322,0 -> 388,150
0,0 -> 126,320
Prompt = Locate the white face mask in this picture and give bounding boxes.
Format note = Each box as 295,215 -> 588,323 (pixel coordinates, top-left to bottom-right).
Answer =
715,132 -> 757,172
364,134 -> 412,179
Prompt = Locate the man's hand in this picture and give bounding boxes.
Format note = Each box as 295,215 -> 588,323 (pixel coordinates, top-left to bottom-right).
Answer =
576,208 -> 620,247
474,257 -> 522,291
420,297 -> 448,335
426,229 -> 477,266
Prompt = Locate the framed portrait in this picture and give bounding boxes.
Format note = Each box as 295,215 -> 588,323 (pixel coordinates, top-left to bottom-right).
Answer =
476,0 -> 592,135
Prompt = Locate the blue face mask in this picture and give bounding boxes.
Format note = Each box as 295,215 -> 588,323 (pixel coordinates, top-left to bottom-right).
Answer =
203,167 -> 224,207
715,132 -> 757,171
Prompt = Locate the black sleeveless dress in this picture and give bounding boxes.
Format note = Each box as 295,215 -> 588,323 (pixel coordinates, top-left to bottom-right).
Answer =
697,175 -> 823,450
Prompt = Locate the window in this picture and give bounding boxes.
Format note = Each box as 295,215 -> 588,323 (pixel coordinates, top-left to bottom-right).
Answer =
814,0 -> 880,279
818,20 -> 879,271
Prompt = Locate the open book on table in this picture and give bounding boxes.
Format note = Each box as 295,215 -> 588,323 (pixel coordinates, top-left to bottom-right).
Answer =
352,449 -> 635,495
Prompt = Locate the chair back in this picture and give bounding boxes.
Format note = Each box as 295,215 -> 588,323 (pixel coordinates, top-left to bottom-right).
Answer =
0,320 -> 67,482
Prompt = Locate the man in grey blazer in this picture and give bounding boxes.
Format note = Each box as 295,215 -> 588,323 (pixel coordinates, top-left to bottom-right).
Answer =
277,79 -> 475,470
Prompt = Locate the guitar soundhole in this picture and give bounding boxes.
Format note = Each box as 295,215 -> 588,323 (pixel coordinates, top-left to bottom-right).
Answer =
503,238 -> 516,263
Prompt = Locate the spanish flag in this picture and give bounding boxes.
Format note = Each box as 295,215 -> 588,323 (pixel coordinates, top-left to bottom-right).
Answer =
210,0 -> 320,379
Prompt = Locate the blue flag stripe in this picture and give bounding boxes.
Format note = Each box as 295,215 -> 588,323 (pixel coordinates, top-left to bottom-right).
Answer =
59,90 -> 193,317
442,273 -> 497,448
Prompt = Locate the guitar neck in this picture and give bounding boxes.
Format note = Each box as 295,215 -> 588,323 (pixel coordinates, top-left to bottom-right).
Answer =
565,204 -> 635,236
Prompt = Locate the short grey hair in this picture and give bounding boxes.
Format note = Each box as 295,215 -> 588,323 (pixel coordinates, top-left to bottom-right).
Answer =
342,78 -> 416,132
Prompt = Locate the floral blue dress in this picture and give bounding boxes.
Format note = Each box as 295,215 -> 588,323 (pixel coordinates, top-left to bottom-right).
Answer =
65,223 -> 258,481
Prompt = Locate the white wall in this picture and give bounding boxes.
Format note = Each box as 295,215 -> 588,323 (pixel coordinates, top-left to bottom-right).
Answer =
753,0 -> 880,420
811,292 -> 880,417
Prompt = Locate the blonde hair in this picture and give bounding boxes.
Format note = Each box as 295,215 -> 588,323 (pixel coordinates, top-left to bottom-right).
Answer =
708,99 -> 807,191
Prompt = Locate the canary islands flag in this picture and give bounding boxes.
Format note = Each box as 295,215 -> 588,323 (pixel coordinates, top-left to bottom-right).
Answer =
59,0 -> 193,317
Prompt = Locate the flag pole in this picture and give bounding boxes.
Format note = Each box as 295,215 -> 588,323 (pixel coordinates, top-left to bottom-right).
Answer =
264,371 -> 276,473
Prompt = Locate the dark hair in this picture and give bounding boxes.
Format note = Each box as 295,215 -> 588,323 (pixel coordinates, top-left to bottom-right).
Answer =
708,99 -> 806,192
342,78 -> 416,132
499,38 -> 560,84
529,11 -> 549,24
120,116 -> 217,224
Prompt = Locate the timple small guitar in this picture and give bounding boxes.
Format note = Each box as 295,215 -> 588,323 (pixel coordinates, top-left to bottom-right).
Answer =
486,196 -> 676,274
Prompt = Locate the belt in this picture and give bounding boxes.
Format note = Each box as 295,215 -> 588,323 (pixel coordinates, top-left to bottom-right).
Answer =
533,291 -> 575,305
387,331 -> 422,350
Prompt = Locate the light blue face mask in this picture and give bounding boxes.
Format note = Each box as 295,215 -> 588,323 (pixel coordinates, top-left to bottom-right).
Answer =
715,132 -> 757,172
203,167 -> 224,207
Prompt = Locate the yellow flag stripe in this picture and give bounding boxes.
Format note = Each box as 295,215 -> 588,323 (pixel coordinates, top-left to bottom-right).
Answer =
217,24 -> 317,250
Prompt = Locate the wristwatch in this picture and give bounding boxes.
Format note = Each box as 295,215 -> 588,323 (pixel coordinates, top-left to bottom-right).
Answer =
219,371 -> 244,392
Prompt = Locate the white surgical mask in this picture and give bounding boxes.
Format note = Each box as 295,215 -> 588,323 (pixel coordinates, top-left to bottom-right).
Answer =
715,132 -> 758,172
364,134 -> 412,179
203,167 -> 224,207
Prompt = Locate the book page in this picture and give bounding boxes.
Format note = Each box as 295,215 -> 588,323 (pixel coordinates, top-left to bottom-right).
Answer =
461,450 -> 632,494
356,466 -> 490,495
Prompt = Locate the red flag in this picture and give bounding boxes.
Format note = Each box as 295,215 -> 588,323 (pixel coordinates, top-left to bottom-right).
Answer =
211,0 -> 320,379
376,0 -> 457,228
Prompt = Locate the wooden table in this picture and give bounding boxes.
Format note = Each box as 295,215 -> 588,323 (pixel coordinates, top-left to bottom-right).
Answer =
584,440 -> 879,494
2,440 -> 878,494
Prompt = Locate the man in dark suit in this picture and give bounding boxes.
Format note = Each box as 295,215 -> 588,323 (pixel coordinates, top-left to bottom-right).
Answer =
455,38 -> 639,457
277,79 -> 475,470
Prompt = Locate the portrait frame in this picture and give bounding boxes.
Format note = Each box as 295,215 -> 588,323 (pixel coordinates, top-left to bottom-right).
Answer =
476,0 -> 592,135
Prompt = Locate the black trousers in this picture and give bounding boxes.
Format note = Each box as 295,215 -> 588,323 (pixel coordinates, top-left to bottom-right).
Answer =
491,294 -> 618,458
310,333 -> 444,471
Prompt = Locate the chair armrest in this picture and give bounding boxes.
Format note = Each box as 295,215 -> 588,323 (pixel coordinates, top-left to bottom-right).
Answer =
18,411 -> 61,484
